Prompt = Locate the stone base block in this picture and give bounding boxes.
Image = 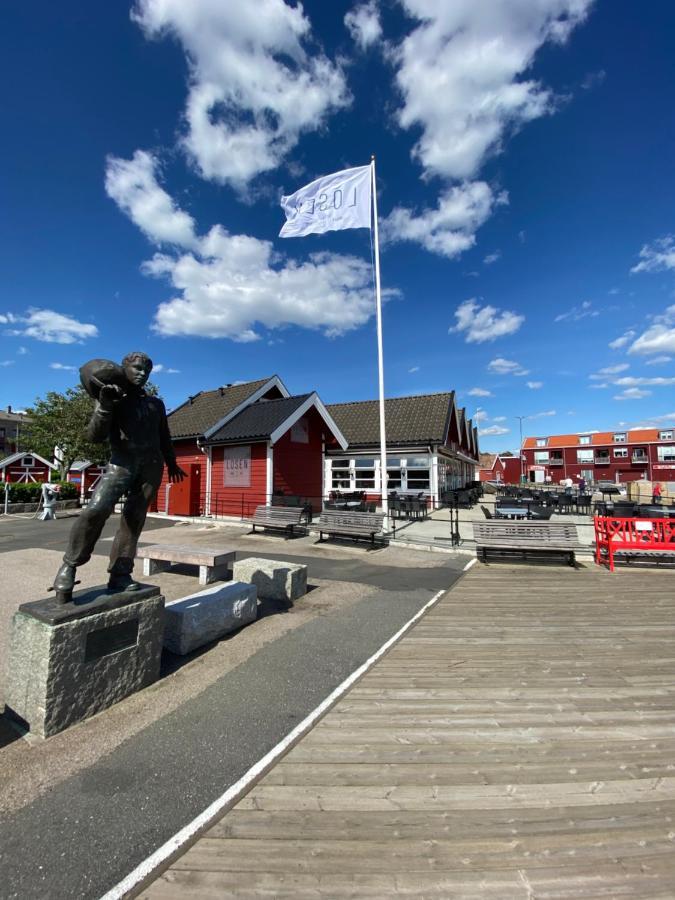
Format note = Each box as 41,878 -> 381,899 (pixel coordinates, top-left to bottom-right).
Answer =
4,585 -> 164,739
163,581 -> 257,655
232,557 -> 307,602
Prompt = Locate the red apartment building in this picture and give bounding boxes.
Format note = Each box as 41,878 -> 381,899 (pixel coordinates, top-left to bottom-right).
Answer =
521,427 -> 675,485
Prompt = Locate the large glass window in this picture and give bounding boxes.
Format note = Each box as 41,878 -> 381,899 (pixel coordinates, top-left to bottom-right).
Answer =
659,430 -> 673,441
613,433 -> 626,443
577,449 -> 594,463
330,459 -> 350,489
354,457 -> 375,489
406,457 -> 430,490
657,445 -> 675,462
614,447 -> 628,458
579,435 -> 591,445
535,438 -> 547,447
386,457 -> 402,489
534,451 -> 549,463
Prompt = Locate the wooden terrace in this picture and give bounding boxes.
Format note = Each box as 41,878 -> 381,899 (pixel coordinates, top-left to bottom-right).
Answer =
142,563 -> 675,898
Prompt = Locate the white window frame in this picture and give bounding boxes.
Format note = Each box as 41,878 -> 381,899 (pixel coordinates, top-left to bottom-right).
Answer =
533,451 -> 549,463
613,447 -> 628,458
578,435 -> 592,445
535,438 -> 547,448
577,448 -> 594,463
657,445 -> 675,463
659,430 -> 673,441
613,433 -> 627,443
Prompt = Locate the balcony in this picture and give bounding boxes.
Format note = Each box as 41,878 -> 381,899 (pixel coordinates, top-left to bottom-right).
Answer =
594,456 -> 611,465
548,458 -> 564,466
632,454 -> 649,464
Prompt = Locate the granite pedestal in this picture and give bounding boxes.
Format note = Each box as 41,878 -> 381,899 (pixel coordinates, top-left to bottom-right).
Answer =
232,557 -> 307,602
4,585 -> 165,738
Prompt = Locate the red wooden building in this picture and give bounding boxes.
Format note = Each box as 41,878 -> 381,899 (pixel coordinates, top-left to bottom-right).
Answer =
0,451 -> 56,483
522,427 -> 675,485
479,454 -> 521,484
67,460 -> 107,500
159,376 -> 347,517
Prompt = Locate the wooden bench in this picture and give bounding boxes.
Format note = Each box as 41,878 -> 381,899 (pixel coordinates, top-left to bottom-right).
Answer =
473,521 -> 581,566
251,505 -> 305,537
317,510 -> 386,546
136,544 -> 236,585
594,515 -> 675,572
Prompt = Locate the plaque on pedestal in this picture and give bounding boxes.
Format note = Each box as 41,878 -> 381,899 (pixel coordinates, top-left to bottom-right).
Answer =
5,585 -> 165,738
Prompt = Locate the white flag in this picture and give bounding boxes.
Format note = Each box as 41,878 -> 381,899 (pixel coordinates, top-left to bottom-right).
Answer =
279,165 -> 371,238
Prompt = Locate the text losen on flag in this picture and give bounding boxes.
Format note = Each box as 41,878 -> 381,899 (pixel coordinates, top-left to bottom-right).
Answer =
279,164 -> 371,238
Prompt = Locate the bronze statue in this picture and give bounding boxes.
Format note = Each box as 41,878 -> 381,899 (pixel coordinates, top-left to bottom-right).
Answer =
51,352 -> 185,602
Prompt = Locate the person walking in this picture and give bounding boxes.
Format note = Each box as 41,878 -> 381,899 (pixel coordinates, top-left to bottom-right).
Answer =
652,481 -> 663,505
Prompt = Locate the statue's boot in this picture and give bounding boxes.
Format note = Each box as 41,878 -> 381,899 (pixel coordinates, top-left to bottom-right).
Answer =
108,566 -> 141,591
50,562 -> 79,604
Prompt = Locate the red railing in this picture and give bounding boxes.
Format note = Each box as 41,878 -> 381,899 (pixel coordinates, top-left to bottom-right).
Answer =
594,515 -> 675,572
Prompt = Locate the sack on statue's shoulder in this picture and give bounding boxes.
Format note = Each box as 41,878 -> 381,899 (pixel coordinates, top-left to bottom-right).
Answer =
80,359 -> 127,400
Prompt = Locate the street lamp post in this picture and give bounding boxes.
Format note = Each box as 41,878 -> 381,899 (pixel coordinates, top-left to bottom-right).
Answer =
516,415 -> 527,484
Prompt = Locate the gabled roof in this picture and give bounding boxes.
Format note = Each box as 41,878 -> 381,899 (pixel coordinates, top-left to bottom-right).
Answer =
168,376 -> 287,439
327,392 -> 455,448
208,393 -> 348,449
523,427 -> 674,449
0,450 -> 56,469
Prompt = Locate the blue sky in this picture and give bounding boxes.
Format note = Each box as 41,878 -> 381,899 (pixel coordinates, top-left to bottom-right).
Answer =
2,1 -> 675,453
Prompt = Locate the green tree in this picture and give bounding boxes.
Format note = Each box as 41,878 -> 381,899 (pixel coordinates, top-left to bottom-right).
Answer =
25,381 -> 160,478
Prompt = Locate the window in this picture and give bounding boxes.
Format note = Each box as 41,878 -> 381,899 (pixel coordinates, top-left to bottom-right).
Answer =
535,438 -> 547,447
657,445 -> 675,462
386,457 -> 402,489
533,451 -> 549,463
579,435 -> 591,445
577,449 -> 594,463
354,457 -> 375,489
21,456 -> 34,466
613,433 -> 626,443
330,458 -> 350,489
614,447 -> 628,458
406,456 -> 430,490
659,430 -> 673,441
632,447 -> 647,459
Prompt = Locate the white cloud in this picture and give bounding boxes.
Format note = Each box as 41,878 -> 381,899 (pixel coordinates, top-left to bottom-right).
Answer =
628,411 -> 675,427
589,383 -> 608,389
408,365 -> 420,373
479,424 -> 510,436
526,381 -> 542,389
382,181 -> 506,258
631,235 -> 675,274
554,300 -> 599,323
589,363 -> 629,380
487,357 -> 529,376
152,364 -> 181,374
528,409 -> 556,419
0,360 -> 14,367
17,346 -> 28,355
473,409 -> 489,422
344,1 -> 382,50
106,156 -> 381,341
393,0 -> 593,181
105,151 -> 197,248
49,363 -> 77,372
132,0 -> 348,189
147,226 -> 378,340
483,250 -> 501,265
614,388 -> 652,400
450,298 -> 524,343
613,376 -> 675,387
645,355 -> 672,366
608,329 -> 636,350
5,309 -> 98,344
468,387 -> 492,396
493,415 -> 507,422
628,305 -> 675,356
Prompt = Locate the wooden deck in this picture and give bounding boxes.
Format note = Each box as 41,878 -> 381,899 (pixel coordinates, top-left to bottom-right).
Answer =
141,563 -> 675,899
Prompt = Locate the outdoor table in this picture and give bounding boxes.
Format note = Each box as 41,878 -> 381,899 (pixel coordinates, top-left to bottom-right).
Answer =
495,507 -> 529,520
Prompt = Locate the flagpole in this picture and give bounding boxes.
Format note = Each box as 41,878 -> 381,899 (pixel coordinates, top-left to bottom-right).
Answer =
370,155 -> 389,528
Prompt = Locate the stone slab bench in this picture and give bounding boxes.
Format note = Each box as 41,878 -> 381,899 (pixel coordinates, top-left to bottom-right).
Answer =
136,544 -> 236,586
232,557 -> 307,602
163,581 -> 257,655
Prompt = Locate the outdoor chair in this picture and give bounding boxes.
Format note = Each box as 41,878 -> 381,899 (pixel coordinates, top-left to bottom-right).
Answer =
481,505 -> 493,519
528,505 -> 554,521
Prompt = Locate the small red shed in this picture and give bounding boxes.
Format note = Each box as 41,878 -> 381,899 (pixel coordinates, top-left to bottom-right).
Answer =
0,451 -> 57,483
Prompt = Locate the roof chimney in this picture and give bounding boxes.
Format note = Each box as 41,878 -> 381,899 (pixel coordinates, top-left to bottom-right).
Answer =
7,405 -> 11,414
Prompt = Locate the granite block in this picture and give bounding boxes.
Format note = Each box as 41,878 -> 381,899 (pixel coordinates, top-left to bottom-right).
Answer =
232,557 -> 307,602
163,581 -> 257,655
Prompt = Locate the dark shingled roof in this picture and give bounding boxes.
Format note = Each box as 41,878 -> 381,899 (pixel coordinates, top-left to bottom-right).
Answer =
208,395 -> 312,444
168,377 -> 276,439
326,392 -> 455,448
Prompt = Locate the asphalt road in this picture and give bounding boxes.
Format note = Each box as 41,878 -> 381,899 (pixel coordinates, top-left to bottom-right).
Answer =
0,515 -> 465,899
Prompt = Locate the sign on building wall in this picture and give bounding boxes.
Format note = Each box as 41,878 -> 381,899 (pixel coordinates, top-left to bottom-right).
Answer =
223,446 -> 251,487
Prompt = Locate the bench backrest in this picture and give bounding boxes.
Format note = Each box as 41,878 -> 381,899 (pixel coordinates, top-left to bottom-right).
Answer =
473,521 -> 579,544
319,510 -> 385,531
594,515 -> 675,548
253,505 -> 304,523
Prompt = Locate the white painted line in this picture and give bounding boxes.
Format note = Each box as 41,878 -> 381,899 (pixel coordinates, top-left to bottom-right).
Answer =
99,586 -> 447,900
463,557 -> 478,571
